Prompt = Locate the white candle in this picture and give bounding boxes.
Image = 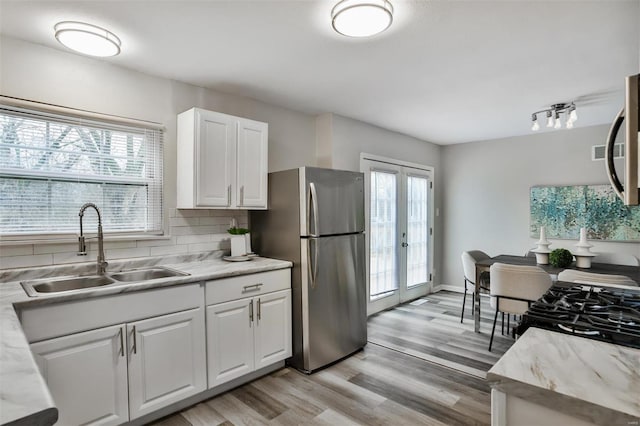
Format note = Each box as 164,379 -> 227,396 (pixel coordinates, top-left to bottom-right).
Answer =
580,227 -> 587,243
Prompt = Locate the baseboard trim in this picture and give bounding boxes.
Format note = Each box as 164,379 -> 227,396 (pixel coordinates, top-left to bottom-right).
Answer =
432,284 -> 465,293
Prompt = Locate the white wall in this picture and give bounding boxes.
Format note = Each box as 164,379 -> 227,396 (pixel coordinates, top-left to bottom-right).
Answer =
318,114 -> 444,285
0,36 -> 316,269
441,124 -> 640,288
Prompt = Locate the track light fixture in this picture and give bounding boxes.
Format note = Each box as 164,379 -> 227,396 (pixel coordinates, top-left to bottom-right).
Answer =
531,102 -> 577,131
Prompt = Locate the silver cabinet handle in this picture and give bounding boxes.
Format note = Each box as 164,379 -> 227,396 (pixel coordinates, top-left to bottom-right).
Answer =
249,300 -> 254,327
118,327 -> 124,357
257,298 -> 261,322
227,185 -> 232,207
239,185 -> 245,206
242,283 -> 263,293
131,325 -> 137,355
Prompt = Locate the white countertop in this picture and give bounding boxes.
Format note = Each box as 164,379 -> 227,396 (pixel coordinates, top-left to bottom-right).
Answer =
0,254 -> 292,426
487,327 -> 640,425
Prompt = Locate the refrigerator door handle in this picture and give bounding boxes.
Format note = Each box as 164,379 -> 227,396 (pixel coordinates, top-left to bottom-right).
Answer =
309,238 -> 319,289
309,182 -> 320,237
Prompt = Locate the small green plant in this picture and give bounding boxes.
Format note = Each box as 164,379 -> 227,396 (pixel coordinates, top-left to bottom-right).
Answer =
549,248 -> 573,268
227,227 -> 250,235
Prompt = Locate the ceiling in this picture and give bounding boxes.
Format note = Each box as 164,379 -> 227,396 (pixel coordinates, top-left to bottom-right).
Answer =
0,0 -> 638,145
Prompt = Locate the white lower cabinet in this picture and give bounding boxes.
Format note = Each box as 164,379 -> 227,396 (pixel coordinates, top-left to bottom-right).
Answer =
127,308 -> 206,419
206,298 -> 255,386
31,324 -> 128,426
25,270 -> 292,425
31,307 -> 206,425
254,290 -> 292,369
207,288 -> 292,388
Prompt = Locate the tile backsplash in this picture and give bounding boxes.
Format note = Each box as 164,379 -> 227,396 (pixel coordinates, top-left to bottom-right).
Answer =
0,209 -> 248,270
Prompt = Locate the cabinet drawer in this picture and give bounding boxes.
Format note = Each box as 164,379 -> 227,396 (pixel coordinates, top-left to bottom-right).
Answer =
205,269 -> 290,305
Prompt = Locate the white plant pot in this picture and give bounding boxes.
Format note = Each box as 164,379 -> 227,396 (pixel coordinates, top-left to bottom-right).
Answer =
230,235 -> 246,257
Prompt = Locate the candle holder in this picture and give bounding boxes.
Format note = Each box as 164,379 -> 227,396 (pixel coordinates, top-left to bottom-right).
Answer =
574,227 -> 597,268
532,226 -> 552,264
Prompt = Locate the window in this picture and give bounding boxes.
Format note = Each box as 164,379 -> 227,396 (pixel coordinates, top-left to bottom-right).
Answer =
0,105 -> 163,237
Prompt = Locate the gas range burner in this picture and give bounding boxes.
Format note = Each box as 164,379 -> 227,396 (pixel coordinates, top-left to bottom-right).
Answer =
518,282 -> 640,349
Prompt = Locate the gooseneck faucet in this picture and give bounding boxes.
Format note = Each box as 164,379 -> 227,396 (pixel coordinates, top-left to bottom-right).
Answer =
78,203 -> 108,275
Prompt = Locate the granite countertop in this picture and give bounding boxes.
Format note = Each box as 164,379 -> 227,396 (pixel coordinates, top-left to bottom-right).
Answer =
0,253 -> 292,426
487,327 -> 640,425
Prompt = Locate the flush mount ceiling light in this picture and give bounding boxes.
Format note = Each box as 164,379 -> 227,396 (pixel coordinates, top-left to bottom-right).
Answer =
531,102 -> 578,131
54,21 -> 121,57
331,0 -> 394,37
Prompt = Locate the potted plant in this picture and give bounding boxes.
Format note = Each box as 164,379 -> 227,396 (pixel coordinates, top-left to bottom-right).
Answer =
227,226 -> 250,257
549,248 -> 573,268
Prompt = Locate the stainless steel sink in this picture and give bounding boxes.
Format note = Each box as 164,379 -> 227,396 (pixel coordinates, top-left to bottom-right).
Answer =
22,275 -> 116,297
21,267 -> 189,297
109,267 -> 189,282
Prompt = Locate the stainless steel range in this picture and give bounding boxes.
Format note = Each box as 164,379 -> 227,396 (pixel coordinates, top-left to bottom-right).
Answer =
517,282 -> 640,349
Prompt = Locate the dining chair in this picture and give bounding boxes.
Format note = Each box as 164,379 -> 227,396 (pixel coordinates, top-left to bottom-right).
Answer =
488,263 -> 552,351
557,270 -> 638,286
460,250 -> 491,323
593,253 -> 640,266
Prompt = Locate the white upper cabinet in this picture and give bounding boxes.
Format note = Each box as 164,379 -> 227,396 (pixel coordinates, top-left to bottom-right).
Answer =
177,108 -> 268,209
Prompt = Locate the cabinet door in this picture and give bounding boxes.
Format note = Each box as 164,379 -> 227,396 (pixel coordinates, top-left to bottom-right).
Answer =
127,308 -> 206,420
196,109 -> 236,207
31,325 -> 128,426
255,289 -> 292,369
206,298 -> 255,387
236,118 -> 268,208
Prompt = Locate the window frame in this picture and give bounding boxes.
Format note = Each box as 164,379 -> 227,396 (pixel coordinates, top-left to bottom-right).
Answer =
0,100 -> 165,243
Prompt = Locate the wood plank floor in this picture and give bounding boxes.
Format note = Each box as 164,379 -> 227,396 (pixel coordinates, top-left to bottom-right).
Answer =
150,291 -> 515,426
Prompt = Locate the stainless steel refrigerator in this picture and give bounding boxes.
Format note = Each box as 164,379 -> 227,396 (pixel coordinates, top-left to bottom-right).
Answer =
250,167 -> 367,373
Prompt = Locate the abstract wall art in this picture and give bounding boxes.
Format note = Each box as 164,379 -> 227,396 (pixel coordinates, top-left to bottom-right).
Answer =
530,185 -> 640,241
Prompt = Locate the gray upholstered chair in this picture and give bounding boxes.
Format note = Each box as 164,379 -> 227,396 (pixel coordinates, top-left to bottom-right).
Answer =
557,270 -> 637,286
488,263 -> 552,351
460,250 -> 491,323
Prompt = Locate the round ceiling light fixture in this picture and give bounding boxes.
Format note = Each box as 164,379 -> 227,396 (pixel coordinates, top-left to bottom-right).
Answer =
331,0 -> 394,38
54,21 -> 121,57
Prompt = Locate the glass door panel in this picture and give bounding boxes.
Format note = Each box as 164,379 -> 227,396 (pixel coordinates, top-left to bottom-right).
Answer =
406,175 -> 429,288
369,170 -> 398,298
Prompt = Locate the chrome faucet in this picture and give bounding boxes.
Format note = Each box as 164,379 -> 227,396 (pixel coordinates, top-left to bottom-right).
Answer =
78,203 -> 108,275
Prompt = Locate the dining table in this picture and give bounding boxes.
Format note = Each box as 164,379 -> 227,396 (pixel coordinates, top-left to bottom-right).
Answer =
472,254 -> 640,333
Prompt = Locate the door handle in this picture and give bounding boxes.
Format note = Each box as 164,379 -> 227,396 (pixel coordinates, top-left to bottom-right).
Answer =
227,185 -> 232,206
131,325 -> 137,355
309,182 -> 319,237
309,238 -> 319,289
249,300 -> 254,327
257,298 -> 261,322
118,327 -> 124,357
239,185 -> 244,206
605,107 -> 626,202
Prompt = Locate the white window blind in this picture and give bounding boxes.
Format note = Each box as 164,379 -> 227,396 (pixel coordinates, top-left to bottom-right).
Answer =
0,105 -> 163,237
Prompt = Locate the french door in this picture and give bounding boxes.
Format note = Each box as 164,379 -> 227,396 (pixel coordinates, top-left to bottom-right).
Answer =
362,157 -> 433,315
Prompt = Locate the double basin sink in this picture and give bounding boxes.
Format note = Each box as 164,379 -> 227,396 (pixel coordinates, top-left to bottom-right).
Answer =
21,267 -> 189,297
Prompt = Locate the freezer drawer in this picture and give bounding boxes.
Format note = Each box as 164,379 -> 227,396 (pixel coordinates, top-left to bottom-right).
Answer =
298,233 -> 367,372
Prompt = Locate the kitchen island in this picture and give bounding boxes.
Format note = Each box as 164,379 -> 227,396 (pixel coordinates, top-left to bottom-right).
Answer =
487,327 -> 640,426
0,253 -> 292,426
